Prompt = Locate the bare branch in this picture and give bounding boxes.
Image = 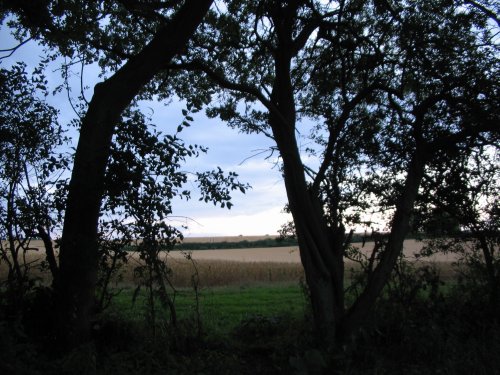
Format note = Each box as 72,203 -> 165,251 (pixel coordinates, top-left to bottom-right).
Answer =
80,57 -> 90,106
238,147 -> 277,166
167,60 -> 293,128
0,37 -> 32,60
464,0 -> 500,28
312,83 -> 403,193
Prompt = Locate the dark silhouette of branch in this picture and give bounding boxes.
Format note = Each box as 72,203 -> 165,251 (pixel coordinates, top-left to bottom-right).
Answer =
0,37 -> 32,60
464,0 -> 500,28
168,60 -> 293,129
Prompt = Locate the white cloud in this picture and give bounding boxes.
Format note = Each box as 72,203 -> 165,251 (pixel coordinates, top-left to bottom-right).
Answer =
173,206 -> 292,237
171,160 -> 290,236
1,24 -> 292,238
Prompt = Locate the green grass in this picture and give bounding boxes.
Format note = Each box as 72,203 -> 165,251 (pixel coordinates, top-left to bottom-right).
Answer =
4,272 -> 499,374
108,283 -> 308,333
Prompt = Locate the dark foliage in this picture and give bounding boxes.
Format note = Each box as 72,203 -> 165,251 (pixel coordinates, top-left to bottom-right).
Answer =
2,257 -> 500,374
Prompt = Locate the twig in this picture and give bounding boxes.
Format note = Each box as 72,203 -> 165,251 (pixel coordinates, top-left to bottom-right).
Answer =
0,38 -> 32,60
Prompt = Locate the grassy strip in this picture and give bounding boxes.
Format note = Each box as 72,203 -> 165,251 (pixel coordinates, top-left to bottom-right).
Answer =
108,284 -> 307,333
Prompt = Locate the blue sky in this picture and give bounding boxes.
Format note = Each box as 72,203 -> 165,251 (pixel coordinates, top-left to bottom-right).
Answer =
1,24 -> 292,237
151,101 -> 292,237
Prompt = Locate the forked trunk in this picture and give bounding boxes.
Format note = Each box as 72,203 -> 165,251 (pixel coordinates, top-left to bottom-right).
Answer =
273,103 -> 427,344
271,116 -> 345,344
269,38 -> 346,344
340,147 -> 427,339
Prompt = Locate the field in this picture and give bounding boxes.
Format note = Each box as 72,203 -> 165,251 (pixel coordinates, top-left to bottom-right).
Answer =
2,236 -> 498,374
1,238 -> 458,287
111,284 -> 308,335
169,238 -> 459,261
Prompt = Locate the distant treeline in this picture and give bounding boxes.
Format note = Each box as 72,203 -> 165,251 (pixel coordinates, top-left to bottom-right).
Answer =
169,232 -> 453,251
175,237 -> 299,250
174,233 -> 372,251
8,232 -> 454,252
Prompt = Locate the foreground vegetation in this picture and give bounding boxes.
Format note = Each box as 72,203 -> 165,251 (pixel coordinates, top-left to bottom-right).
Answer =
1,254 -> 499,374
1,1 -> 498,371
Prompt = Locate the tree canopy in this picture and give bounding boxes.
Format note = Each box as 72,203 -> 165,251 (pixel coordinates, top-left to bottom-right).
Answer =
1,0 -> 499,350
164,0 -> 499,341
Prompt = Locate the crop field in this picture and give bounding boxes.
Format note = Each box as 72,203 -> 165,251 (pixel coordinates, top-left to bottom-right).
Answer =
168,238 -> 459,262
121,257 -> 305,288
2,236 -> 495,374
1,238 -> 457,287
125,241 -> 457,287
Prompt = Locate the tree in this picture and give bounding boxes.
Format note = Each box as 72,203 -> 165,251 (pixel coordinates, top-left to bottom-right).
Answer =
0,62 -> 66,298
99,106 -> 249,328
2,0 -> 214,347
3,0 -> 498,350
166,0 -> 499,344
416,146 -> 499,312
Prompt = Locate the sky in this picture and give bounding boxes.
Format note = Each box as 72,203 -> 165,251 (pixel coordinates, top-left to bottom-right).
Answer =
152,103 -> 292,237
0,23 -> 293,237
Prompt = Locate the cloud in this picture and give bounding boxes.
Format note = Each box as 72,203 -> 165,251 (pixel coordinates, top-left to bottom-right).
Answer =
1,26 -> 291,237
171,159 -> 290,236
171,206 -> 292,237
162,109 -> 290,237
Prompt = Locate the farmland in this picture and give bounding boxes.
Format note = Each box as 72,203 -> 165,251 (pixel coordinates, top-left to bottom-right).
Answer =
1,235 -> 498,374
0,237 -> 458,287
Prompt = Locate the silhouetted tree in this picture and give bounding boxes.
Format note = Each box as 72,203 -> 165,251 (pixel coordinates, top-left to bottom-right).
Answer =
167,0 -> 499,344
0,62 -> 67,297
3,0 -> 498,349
2,0 -> 214,347
417,146 -> 499,312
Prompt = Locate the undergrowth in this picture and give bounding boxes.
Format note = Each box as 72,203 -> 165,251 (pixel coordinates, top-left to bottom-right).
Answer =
1,267 -> 499,374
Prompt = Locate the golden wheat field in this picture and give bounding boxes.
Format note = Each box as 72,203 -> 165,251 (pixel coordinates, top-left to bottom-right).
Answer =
168,238 -> 459,262
1,237 -> 458,287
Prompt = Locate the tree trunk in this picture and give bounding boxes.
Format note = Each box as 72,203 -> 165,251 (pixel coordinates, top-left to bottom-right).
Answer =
37,225 -> 59,284
57,0 -> 213,348
340,146 -> 427,339
269,46 -> 344,344
267,19 -> 429,346
277,128 -> 344,344
477,233 -> 499,312
270,57 -> 427,341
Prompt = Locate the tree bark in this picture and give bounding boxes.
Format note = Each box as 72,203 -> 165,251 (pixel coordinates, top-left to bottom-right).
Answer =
37,225 -> 59,284
268,40 -> 345,344
477,233 -> 499,311
57,0 -> 213,348
271,54 -> 428,341
273,121 -> 343,344
340,146 -> 427,339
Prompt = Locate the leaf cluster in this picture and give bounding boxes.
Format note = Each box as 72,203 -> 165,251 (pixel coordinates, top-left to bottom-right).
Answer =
0,62 -> 68,293
164,0 -> 499,235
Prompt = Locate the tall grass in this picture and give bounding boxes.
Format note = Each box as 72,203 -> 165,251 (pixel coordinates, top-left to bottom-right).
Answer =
2,249 -> 458,289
